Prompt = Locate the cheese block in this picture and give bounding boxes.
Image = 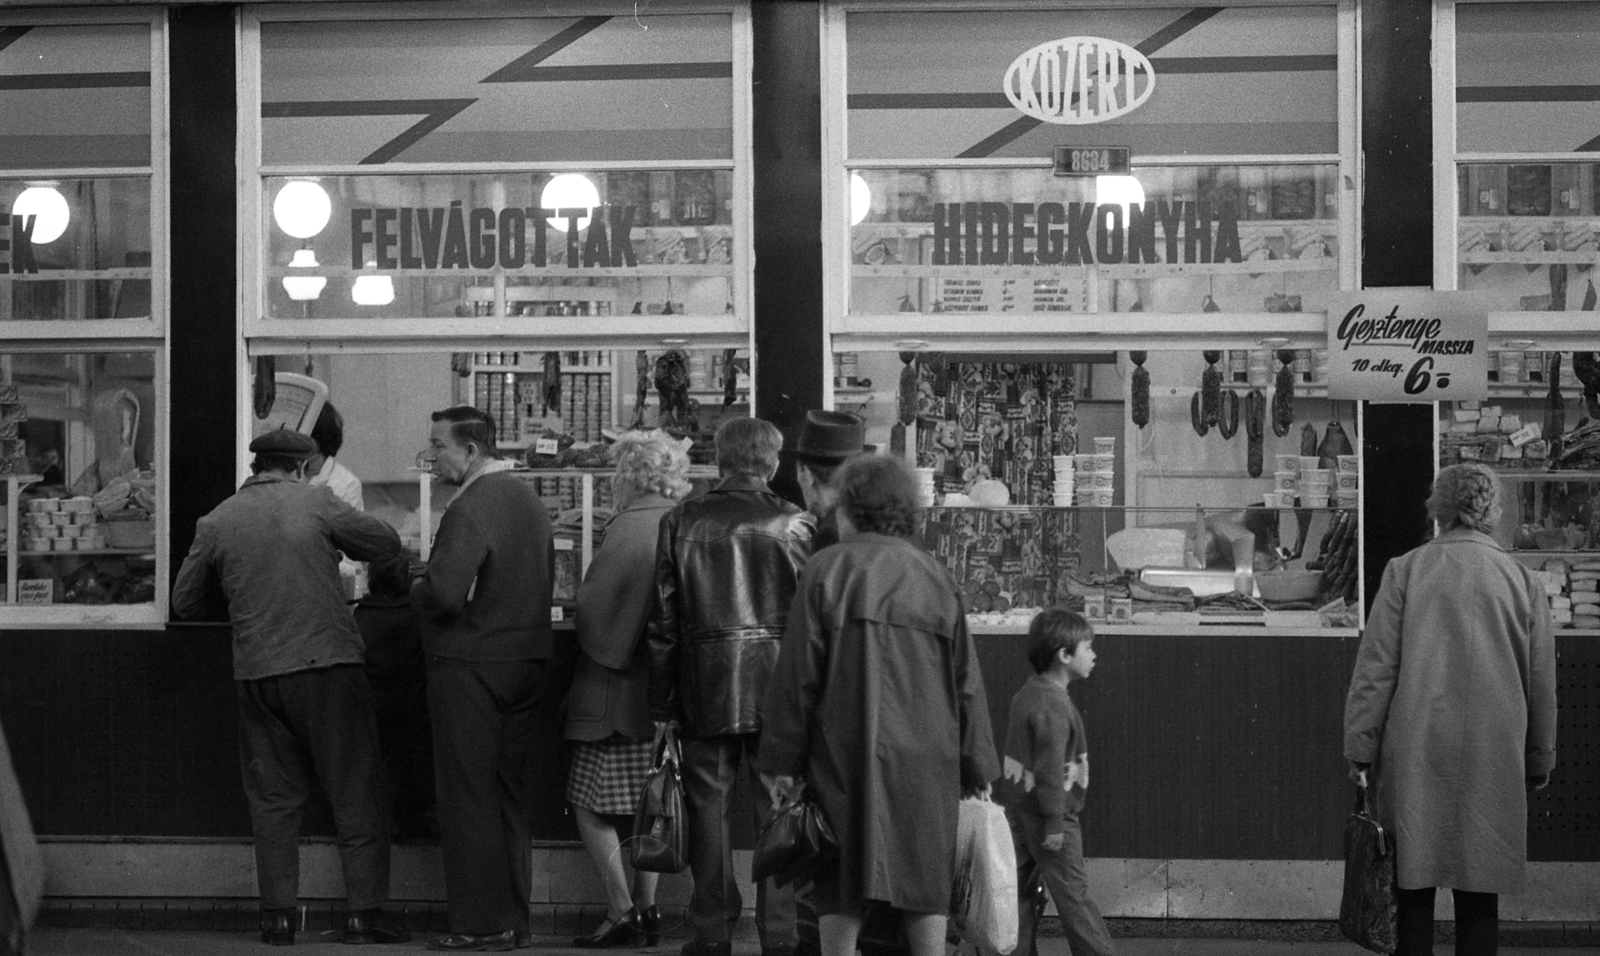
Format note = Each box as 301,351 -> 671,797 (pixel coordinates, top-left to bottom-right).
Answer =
1499,445 -> 1524,460
1572,614 -> 1600,629
1498,413 -> 1523,434
1551,595 -> 1573,610
1570,570 -> 1600,581
1551,608 -> 1573,626
1475,416 -> 1502,433
1571,592 -> 1600,606
1451,421 -> 1479,434
1573,559 -> 1600,571
1453,408 -> 1482,422
1543,558 -> 1571,575
1481,405 -> 1502,419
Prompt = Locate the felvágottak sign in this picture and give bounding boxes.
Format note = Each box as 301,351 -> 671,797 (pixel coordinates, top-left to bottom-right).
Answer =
1326,290 -> 1490,402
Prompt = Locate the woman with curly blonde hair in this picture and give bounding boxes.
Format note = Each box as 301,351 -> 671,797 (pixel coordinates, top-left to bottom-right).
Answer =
1344,462 -> 1557,956
566,430 -> 691,948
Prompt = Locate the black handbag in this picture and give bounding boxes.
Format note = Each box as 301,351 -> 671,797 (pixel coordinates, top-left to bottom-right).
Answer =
630,728 -> 688,874
1339,779 -> 1398,954
752,782 -> 838,888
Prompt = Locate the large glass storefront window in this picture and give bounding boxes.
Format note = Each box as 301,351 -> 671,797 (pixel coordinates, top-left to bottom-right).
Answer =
826,2 -> 1358,633
0,10 -> 166,626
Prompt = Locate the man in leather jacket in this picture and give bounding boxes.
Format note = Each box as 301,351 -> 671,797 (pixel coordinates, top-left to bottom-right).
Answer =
651,417 -> 816,956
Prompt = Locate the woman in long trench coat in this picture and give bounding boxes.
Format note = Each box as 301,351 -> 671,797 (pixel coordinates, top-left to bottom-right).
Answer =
1344,462 -> 1557,956
760,454 -> 999,956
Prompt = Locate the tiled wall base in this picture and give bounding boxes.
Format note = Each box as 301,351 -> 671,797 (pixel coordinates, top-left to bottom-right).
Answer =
34,841 -> 1600,941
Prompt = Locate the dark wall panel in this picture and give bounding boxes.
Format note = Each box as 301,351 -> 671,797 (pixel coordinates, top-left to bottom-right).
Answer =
1361,0 -> 1432,289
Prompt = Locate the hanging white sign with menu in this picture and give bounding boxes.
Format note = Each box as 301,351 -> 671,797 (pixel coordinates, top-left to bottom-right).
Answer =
1325,289 -> 1490,402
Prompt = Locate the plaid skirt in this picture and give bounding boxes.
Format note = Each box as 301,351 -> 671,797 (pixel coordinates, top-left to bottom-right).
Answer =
565,734 -> 656,816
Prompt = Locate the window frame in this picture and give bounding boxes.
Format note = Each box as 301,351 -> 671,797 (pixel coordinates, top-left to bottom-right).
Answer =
0,7 -> 169,629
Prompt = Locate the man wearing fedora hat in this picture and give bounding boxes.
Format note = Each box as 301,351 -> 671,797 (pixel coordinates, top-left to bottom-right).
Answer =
173,428 -> 409,947
792,410 -> 868,550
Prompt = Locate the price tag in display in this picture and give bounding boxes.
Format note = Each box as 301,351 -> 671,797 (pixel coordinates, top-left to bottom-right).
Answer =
1052,145 -> 1131,176
17,579 -> 52,605
535,437 -> 560,456
1325,290 -> 1491,402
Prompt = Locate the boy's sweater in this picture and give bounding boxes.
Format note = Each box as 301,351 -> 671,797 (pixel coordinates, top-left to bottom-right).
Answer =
999,673 -> 1090,835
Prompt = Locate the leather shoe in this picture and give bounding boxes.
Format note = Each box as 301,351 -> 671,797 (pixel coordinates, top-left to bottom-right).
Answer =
639,905 -> 661,947
343,910 -> 411,945
680,941 -> 732,956
259,911 -> 294,946
574,907 -> 643,948
427,930 -> 515,952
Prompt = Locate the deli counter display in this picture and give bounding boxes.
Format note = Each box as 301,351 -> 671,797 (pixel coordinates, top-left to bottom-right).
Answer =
843,348 -> 1362,634
1439,350 -> 1600,633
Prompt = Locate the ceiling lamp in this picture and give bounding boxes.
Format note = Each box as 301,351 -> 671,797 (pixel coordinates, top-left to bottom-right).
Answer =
273,180 -> 332,239
281,248 -> 326,301
849,172 -> 873,227
13,184 -> 70,244
351,261 -> 394,306
540,173 -> 600,231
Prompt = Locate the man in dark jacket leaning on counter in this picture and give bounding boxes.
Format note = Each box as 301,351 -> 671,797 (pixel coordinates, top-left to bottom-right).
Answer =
651,417 -> 816,956
171,428 -> 407,947
413,405 -> 554,953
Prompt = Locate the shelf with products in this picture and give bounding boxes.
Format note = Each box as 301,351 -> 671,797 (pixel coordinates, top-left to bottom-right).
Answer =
4,474 -> 158,611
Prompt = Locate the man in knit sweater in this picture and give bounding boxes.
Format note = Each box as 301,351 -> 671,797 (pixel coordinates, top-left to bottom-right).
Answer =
414,405 -> 554,952
997,608 -> 1116,956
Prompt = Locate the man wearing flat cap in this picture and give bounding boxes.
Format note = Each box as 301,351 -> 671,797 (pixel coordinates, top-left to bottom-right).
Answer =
172,427 -> 409,947
792,410 -> 868,550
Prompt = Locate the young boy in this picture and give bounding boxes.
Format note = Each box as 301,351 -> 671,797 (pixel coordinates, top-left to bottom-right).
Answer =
999,608 -> 1115,956
352,554 -> 436,842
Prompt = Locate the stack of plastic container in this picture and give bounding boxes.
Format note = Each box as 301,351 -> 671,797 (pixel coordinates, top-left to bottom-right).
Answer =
1052,455 -> 1074,506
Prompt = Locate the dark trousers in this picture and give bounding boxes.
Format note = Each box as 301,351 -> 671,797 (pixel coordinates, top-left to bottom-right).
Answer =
371,677 -> 436,840
1010,807 -> 1115,956
236,664 -> 389,912
680,733 -> 795,949
1397,886 -> 1499,956
427,656 -> 543,935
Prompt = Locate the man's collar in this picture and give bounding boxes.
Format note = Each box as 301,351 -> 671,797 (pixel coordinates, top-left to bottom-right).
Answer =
242,471 -> 298,488
455,457 -> 517,496
713,474 -> 771,494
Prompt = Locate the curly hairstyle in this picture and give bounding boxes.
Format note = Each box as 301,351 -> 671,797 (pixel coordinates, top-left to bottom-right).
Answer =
1427,462 -> 1502,532
835,454 -> 921,538
612,429 -> 692,505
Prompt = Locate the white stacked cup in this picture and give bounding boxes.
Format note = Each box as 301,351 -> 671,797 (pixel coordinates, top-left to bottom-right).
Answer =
1090,437 -> 1117,506
1052,455 -> 1075,506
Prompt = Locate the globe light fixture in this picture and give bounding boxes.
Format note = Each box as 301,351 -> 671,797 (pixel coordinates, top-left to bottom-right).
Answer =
1095,175 -> 1146,225
849,173 -> 872,227
540,173 -> 600,231
281,248 -> 326,301
272,180 -> 332,239
351,261 -> 394,306
13,185 -> 70,244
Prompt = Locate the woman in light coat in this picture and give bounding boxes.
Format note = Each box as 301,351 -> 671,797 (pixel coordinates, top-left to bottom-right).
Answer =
565,431 -> 691,948
1344,462 -> 1557,956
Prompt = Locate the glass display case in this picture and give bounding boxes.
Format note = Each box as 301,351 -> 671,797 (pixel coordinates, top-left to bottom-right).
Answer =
845,348 -> 1361,635
1439,353 -> 1600,633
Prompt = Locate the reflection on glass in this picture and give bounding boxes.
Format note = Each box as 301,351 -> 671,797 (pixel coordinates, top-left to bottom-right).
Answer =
1,178 -> 153,321
848,165 -> 1339,315
261,171 -> 736,320
1456,162 -> 1599,312
2,351 -> 157,606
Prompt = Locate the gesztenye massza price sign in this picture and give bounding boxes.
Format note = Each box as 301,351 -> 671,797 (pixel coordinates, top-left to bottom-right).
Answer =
1325,290 -> 1489,402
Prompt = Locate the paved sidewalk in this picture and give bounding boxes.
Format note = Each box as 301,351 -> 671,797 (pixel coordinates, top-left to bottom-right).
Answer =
24,930 -> 1600,956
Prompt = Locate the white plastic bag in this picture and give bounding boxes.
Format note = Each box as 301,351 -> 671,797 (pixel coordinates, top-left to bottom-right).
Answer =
950,797 -> 1018,955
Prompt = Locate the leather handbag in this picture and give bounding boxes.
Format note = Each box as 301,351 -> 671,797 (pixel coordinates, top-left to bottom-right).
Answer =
1339,779 -> 1398,954
752,782 -> 838,888
630,728 -> 688,874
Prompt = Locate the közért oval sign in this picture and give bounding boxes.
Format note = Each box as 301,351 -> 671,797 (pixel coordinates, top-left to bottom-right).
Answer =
1003,36 -> 1155,125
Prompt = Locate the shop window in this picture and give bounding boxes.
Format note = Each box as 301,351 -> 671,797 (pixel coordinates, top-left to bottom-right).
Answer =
0,9 -> 167,628
834,348 -> 1359,633
1449,3 -> 1600,315
2,350 -> 160,614
245,7 -> 746,343
261,171 -> 733,321
848,163 -> 1339,317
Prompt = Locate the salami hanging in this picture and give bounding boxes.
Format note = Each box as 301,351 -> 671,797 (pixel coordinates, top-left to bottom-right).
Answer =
1130,351 -> 1151,427
1245,388 -> 1266,477
1272,350 -> 1296,437
1201,351 -> 1223,426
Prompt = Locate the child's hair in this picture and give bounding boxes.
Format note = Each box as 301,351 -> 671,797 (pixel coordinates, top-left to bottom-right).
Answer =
366,554 -> 412,600
1027,607 -> 1094,674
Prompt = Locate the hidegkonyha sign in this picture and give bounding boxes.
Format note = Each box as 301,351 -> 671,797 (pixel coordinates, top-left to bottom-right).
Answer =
1326,290 -> 1491,402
